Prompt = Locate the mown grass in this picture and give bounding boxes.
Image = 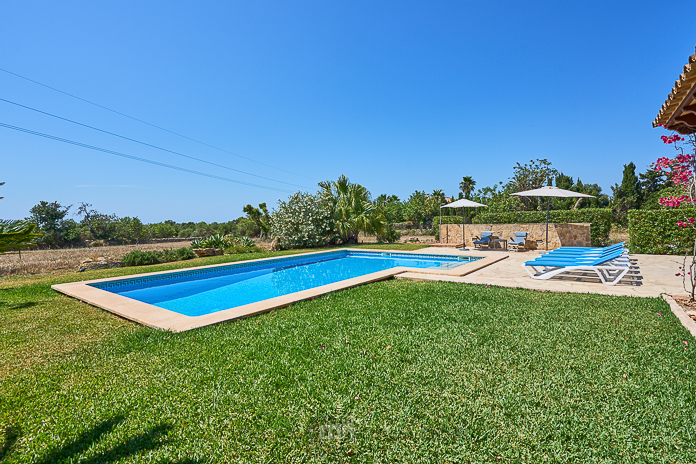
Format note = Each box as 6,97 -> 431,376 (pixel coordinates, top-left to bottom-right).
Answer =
1,245 -> 695,462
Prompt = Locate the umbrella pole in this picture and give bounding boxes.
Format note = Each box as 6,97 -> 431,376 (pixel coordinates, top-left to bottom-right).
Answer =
439,205 -> 442,244
546,197 -> 550,251
461,207 -> 467,250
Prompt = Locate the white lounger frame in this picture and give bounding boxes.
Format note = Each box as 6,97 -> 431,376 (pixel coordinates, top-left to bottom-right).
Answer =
523,256 -> 631,286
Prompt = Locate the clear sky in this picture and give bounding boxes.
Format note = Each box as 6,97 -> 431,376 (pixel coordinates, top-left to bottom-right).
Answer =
1,1 -> 694,222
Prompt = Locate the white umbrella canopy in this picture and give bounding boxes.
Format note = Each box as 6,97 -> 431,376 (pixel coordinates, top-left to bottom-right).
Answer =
510,186 -> 594,198
441,198 -> 487,208
439,198 -> 487,249
510,186 -> 596,250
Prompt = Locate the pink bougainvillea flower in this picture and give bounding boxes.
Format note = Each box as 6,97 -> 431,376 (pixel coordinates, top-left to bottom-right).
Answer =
658,312 -> 662,316
684,341 -> 689,346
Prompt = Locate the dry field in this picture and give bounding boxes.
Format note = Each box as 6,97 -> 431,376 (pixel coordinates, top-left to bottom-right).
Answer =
0,241 -> 193,277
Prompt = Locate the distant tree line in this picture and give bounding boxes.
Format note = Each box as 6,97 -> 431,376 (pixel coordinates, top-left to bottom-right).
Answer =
16,200 -> 261,248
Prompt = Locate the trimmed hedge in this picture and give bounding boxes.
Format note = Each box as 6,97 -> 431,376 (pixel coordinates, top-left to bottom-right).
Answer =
628,209 -> 696,255
437,208 -> 612,246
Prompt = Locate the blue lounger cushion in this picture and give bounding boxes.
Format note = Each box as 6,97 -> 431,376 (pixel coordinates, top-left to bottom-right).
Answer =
523,250 -> 630,286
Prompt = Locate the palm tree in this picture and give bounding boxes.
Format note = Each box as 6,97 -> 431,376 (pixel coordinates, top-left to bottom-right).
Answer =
319,175 -> 387,244
431,189 -> 446,203
0,183 -> 42,257
459,176 -> 476,199
0,220 -> 42,254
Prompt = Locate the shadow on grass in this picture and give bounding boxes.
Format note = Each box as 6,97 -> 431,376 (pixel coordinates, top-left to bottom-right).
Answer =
32,415 -> 200,464
0,301 -> 38,310
1,425 -> 21,461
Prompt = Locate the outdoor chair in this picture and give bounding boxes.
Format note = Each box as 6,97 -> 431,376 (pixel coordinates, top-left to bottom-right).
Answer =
508,232 -> 528,251
522,249 -> 630,286
473,231 -> 494,250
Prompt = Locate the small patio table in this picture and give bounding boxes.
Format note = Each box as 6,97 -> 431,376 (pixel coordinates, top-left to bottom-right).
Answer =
493,238 -> 508,250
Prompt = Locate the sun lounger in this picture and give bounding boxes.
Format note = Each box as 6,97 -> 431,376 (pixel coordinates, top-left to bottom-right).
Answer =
508,232 -> 528,251
523,249 -> 630,285
473,231 -> 493,250
546,242 -> 626,254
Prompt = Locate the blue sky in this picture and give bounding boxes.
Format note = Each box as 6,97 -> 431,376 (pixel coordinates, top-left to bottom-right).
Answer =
1,1 -> 694,222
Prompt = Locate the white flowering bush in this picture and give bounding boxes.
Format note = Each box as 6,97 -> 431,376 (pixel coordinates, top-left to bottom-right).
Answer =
269,192 -> 336,249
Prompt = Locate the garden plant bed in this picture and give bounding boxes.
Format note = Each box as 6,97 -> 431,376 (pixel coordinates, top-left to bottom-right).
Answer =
673,295 -> 696,321
1,247 -> 695,462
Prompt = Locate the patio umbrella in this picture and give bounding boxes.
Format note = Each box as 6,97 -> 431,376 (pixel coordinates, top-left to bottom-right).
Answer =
511,186 -> 595,251
440,198 -> 487,250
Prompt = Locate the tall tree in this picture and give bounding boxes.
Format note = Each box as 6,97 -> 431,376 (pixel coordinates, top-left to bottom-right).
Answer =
459,176 -> 476,199
27,201 -> 77,246
374,194 -> 404,223
29,201 -> 70,231
506,159 -> 558,211
243,203 -> 270,238
77,203 -> 118,240
619,162 -> 642,203
611,162 -> 642,223
403,190 -> 437,226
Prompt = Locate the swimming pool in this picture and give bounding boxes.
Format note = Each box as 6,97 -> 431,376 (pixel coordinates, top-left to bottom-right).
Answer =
90,250 -> 479,317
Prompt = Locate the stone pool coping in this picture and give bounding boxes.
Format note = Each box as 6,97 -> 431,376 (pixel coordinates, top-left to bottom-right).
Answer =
51,248 -> 506,332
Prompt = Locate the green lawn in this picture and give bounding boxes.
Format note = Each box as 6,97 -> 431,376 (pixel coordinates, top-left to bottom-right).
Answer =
1,246 -> 695,462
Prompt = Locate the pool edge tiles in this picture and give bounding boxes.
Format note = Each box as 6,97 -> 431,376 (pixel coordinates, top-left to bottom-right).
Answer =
51,249 -> 507,332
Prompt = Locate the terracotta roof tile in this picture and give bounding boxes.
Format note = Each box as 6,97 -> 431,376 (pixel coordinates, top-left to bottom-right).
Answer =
653,46 -> 696,134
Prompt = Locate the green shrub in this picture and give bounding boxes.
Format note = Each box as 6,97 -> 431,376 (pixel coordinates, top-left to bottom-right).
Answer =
122,247 -> 195,267
442,208 -> 612,246
160,248 -> 178,263
628,209 -> 696,255
175,247 -> 196,260
121,250 -> 162,266
269,192 -> 334,249
377,226 -> 401,243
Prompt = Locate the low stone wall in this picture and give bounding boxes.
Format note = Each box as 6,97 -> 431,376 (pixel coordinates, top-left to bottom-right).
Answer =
439,223 -> 591,250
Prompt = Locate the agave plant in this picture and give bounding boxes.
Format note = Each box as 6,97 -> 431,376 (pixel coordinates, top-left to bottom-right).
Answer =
236,236 -> 254,247
190,237 -> 205,248
200,234 -> 231,249
0,220 -> 42,253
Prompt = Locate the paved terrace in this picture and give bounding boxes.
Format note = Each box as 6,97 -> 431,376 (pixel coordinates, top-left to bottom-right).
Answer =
398,247 -> 685,299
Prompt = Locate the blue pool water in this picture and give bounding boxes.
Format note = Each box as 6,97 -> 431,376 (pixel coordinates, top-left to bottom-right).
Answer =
92,251 -> 478,317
